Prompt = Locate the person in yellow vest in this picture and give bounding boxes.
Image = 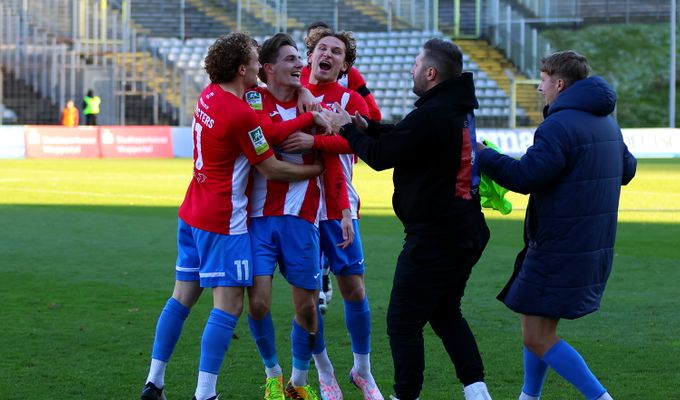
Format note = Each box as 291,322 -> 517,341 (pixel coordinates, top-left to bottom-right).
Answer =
60,99 -> 80,127
82,89 -> 101,125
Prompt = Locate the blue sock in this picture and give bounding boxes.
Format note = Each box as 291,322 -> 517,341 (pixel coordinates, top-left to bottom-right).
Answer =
312,306 -> 326,354
344,297 -> 371,354
151,297 -> 190,362
291,320 -> 312,370
198,308 -> 238,374
542,340 -> 606,400
522,346 -> 549,397
248,313 -> 279,368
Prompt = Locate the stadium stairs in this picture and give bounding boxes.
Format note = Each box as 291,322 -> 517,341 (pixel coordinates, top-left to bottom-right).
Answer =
2,69 -> 60,125
342,0 -> 413,31
107,52 -> 180,125
129,0 -> 240,38
456,39 -> 542,127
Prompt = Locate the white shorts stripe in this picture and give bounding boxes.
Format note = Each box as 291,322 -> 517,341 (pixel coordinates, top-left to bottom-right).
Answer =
199,272 -> 226,278
176,266 -> 199,272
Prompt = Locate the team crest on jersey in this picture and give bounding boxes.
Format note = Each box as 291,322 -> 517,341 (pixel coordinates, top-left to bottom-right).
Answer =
246,91 -> 263,110
248,126 -> 270,155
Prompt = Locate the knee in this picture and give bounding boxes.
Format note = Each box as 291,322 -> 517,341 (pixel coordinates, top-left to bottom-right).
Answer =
338,275 -> 366,301
522,335 -> 554,357
248,298 -> 271,320
342,284 -> 366,302
430,312 -> 464,336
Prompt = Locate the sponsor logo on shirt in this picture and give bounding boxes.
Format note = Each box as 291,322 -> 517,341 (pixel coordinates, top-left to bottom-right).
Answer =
248,126 -> 270,155
246,91 -> 263,110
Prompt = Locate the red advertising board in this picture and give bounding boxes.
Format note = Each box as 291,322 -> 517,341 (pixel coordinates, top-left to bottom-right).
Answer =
99,126 -> 174,158
24,126 -> 100,158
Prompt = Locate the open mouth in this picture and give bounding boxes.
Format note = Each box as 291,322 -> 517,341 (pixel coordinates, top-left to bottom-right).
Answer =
291,71 -> 301,78
318,60 -> 332,71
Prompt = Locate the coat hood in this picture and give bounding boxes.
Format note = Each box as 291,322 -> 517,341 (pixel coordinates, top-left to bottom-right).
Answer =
546,76 -> 617,118
415,71 -> 479,110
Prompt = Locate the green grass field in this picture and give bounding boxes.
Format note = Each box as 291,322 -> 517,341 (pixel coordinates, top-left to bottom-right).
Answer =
1,158 -> 679,399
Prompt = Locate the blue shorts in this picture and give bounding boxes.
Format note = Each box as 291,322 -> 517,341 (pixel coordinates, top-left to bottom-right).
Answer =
319,219 -> 365,276
175,218 -> 253,288
249,216 -> 321,290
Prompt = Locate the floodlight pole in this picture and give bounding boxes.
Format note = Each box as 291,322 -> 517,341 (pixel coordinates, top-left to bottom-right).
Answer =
671,0 -> 676,127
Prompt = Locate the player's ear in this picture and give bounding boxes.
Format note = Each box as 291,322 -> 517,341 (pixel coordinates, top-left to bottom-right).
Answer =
263,63 -> 275,75
238,64 -> 247,76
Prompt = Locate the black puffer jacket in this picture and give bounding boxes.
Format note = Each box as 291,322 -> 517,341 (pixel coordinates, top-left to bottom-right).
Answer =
340,72 -> 488,245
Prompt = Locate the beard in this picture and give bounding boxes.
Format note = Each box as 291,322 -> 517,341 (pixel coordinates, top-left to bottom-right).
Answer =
412,76 -> 426,97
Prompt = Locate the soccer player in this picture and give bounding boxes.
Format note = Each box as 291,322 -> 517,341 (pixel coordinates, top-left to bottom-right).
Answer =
300,22 -> 381,314
280,28 -> 383,400
243,32 -> 354,400
139,33 -> 323,400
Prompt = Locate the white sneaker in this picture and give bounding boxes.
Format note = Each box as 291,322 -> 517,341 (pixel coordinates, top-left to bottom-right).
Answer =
322,271 -> 333,303
597,393 -> 614,400
518,392 -> 539,400
464,381 -> 492,400
319,291 -> 328,315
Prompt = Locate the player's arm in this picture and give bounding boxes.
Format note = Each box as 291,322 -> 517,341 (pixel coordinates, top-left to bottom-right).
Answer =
297,86 -> 322,112
348,68 -> 381,121
239,108 -> 323,181
321,152 -> 354,248
278,131 -> 353,154
357,87 -> 382,122
327,104 -> 424,171
255,155 -> 323,182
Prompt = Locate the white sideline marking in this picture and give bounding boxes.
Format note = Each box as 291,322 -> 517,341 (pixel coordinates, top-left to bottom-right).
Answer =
0,187 -> 181,201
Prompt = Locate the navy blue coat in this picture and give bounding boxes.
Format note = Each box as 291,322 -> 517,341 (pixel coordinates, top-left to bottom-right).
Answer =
478,76 -> 637,319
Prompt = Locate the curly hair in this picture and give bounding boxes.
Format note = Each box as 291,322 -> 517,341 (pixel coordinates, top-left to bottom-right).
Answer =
204,32 -> 258,84
304,28 -> 357,73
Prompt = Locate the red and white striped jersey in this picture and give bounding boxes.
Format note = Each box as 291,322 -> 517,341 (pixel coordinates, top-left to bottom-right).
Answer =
244,87 -> 322,224
305,81 -> 370,221
178,83 -> 273,235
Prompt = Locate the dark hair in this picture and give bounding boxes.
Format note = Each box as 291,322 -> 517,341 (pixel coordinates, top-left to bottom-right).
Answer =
305,28 -> 357,72
306,21 -> 330,35
86,90 -> 94,97
422,38 -> 463,81
540,50 -> 590,87
258,33 -> 298,83
204,32 -> 258,84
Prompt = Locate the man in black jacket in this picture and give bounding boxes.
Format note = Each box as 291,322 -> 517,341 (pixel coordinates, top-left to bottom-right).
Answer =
322,38 -> 492,400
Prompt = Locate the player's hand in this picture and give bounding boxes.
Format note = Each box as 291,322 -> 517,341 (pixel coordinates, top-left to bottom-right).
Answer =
337,210 -> 355,249
279,131 -> 315,153
321,103 -> 352,133
312,111 -> 332,135
351,111 -> 368,131
297,87 -> 321,112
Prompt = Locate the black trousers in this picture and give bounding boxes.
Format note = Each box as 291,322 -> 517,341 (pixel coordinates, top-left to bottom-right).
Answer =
387,233 -> 489,400
85,114 -> 98,125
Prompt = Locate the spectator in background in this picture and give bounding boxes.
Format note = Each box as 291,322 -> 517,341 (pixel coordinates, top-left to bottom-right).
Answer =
476,50 -> 636,400
60,99 -> 79,127
322,38 -> 493,400
82,89 -> 101,125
